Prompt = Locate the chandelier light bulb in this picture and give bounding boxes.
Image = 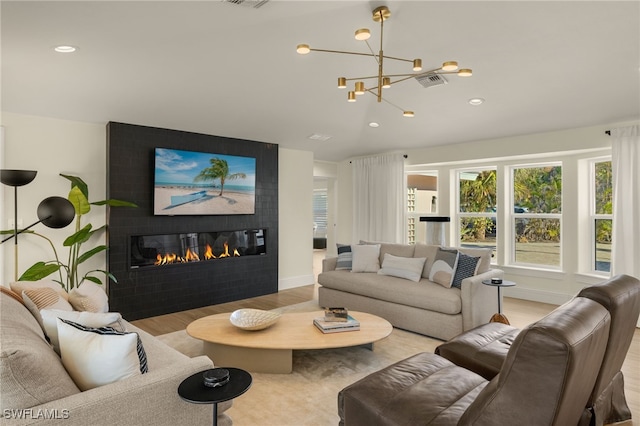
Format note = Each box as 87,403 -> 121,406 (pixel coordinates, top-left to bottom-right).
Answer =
355,28 -> 371,41
382,77 -> 391,88
412,59 -> 422,71
348,91 -> 357,102
403,111 -> 415,117
296,44 -> 311,54
354,81 -> 365,95
442,61 -> 459,71
458,68 -> 473,77
337,77 -> 347,89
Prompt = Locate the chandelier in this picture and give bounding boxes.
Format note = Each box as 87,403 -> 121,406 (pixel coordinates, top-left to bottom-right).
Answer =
296,5 -> 472,117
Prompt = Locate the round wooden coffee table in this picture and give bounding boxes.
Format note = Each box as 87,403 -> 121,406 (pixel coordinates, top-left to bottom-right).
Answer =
187,310 -> 392,374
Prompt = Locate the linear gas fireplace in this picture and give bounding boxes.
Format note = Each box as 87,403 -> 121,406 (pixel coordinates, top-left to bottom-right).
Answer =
130,229 -> 266,269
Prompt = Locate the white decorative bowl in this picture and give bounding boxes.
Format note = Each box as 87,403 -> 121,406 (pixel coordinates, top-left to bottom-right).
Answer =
229,309 -> 281,331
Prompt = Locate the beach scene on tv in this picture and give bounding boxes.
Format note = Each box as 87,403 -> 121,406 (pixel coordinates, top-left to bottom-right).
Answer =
154,148 -> 256,215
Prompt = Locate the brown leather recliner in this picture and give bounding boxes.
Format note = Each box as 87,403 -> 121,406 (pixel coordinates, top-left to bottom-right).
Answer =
339,296 -> 611,426
435,274 -> 640,426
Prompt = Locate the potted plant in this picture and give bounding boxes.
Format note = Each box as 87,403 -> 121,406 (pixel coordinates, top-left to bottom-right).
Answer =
18,174 -> 137,292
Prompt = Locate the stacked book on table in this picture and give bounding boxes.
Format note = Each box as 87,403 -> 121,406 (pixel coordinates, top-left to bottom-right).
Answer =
313,307 -> 360,333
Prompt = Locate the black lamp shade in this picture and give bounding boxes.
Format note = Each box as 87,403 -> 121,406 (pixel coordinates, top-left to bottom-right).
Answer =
37,196 -> 76,229
0,169 -> 37,187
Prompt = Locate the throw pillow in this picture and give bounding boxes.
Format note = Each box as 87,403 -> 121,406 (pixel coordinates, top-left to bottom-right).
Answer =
41,309 -> 125,354
1,285 -> 24,304
22,287 -> 74,328
428,248 -> 459,288
451,253 -> 481,289
68,281 -> 109,313
335,244 -> 353,270
351,244 -> 381,273
377,253 -> 426,282
11,279 -> 69,301
57,318 -> 148,391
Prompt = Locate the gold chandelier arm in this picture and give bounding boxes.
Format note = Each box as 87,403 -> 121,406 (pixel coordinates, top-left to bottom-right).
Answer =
379,95 -> 406,113
379,55 -> 415,64
308,48 -> 377,58
361,90 -> 406,112
343,75 -> 382,82
364,40 -> 379,64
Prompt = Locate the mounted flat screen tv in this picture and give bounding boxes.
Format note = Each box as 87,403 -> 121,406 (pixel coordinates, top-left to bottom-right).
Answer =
154,148 -> 256,215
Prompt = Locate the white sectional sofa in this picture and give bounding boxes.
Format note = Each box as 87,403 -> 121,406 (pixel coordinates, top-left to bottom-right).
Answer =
318,243 -> 504,340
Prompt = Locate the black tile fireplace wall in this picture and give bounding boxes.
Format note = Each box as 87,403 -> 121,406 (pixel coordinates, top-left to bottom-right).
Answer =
106,122 -> 278,320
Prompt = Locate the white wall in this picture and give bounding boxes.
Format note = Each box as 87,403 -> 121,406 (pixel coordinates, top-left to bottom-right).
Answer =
1,112 -> 316,293
279,148 -> 315,289
337,122 -> 639,305
1,113 -> 106,286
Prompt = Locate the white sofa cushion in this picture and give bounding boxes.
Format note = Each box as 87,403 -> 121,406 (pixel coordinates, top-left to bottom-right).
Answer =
69,282 -> 109,313
351,244 -> 381,273
57,318 -> 147,391
378,253 -> 426,282
41,309 -> 124,354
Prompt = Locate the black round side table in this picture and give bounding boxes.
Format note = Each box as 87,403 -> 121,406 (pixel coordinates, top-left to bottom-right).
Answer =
178,367 -> 252,426
481,279 -> 516,325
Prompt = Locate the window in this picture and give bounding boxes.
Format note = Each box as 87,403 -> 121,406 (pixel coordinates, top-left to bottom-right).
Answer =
511,164 -> 562,267
406,172 -> 438,244
313,189 -> 328,238
592,159 -> 612,273
457,169 -> 497,258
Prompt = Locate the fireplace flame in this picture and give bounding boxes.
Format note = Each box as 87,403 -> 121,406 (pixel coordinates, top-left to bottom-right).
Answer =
153,242 -> 240,266
204,244 -> 216,260
219,242 -> 231,258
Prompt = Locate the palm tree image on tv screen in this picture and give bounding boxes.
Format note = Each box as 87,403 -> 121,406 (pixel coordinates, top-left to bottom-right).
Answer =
153,147 -> 256,215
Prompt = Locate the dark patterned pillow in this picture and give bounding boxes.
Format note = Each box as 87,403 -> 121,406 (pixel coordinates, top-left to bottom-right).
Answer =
335,244 -> 352,270
452,253 -> 481,289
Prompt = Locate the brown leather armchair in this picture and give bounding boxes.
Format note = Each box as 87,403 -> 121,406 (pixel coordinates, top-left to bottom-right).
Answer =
435,274 -> 640,426
339,296 -> 611,425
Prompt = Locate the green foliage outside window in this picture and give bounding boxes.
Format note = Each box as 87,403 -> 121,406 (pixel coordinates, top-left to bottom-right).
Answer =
459,170 -> 496,241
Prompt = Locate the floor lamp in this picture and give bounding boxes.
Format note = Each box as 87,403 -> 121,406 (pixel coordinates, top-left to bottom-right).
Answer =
1,170 -> 75,281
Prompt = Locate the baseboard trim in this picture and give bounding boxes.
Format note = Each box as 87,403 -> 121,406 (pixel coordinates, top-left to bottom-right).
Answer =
505,286 -> 572,306
279,274 -> 315,291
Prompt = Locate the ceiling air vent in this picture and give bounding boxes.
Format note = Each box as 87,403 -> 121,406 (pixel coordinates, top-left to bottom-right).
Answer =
414,73 -> 448,89
222,0 -> 270,9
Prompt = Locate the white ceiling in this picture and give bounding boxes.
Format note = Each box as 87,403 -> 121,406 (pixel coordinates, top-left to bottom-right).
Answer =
2,1 -> 639,162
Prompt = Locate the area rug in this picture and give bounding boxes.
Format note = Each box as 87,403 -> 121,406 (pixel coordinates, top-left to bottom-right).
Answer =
157,301 -> 441,425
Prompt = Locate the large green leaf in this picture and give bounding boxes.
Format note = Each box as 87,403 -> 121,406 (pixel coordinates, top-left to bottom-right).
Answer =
77,245 -> 108,264
60,174 -> 89,200
64,223 -> 93,246
68,186 -> 90,216
83,276 -> 103,285
19,262 -> 61,281
92,199 -> 138,208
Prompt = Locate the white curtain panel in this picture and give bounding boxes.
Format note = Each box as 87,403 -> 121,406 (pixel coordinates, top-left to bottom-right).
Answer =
352,153 -> 406,244
610,125 -> 640,327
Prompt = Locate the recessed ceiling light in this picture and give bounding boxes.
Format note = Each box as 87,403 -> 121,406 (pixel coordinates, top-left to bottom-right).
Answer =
307,133 -> 332,141
54,45 -> 77,53
468,98 -> 485,106
369,122 -> 379,128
